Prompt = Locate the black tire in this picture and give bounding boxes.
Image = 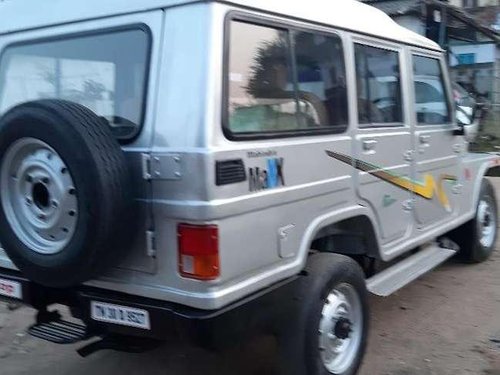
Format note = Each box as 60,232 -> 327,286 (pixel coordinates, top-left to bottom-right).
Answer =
449,178 -> 498,263
0,100 -> 133,287
277,253 -> 369,375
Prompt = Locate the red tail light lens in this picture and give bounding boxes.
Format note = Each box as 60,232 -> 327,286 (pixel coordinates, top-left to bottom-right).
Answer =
178,224 -> 219,280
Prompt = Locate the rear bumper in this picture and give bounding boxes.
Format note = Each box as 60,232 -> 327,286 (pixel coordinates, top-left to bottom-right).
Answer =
0,268 -> 299,348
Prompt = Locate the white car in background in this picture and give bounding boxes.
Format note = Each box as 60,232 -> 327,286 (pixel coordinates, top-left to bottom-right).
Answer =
414,78 -> 476,125
370,77 -> 476,125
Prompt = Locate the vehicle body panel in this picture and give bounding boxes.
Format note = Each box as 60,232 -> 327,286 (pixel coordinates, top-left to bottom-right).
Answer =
0,1 -> 497,311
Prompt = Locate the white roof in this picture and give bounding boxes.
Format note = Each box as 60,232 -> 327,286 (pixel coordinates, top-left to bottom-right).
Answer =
0,0 -> 440,50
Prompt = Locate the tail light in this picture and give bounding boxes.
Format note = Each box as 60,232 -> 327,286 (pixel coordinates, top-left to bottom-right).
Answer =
178,224 -> 220,280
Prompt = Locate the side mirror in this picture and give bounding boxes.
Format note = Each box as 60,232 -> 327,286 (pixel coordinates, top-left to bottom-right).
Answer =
453,103 -> 480,142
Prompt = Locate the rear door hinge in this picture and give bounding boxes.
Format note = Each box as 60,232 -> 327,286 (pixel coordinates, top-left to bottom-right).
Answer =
146,230 -> 156,258
141,153 -> 182,180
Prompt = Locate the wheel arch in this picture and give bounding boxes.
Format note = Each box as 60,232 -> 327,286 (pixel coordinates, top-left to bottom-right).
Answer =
472,157 -> 500,213
485,165 -> 500,178
298,205 -> 382,267
311,215 -> 380,258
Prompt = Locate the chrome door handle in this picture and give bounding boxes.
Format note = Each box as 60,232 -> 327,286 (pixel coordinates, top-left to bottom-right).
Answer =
419,135 -> 431,144
362,140 -> 378,151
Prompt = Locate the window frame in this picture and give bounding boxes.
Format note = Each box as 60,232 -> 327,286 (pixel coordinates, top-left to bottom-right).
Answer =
353,41 -> 406,128
222,12 -> 350,141
410,52 -> 453,127
462,0 -> 478,8
0,23 -> 153,143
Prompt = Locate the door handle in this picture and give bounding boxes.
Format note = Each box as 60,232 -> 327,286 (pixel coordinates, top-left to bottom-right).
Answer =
419,135 -> 431,144
362,139 -> 378,151
404,150 -> 414,162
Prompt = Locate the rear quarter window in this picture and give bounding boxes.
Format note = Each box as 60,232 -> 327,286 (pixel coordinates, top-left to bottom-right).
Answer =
0,27 -> 150,140
226,19 -> 348,139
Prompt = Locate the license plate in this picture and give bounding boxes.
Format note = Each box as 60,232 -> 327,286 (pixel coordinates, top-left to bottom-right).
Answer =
91,301 -> 151,330
0,278 -> 22,299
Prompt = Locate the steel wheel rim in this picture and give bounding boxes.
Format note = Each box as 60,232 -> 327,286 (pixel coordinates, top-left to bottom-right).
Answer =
477,199 -> 496,248
319,283 -> 363,374
1,138 -> 78,255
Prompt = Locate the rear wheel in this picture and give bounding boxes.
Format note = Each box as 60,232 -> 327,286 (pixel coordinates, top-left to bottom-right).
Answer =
450,178 -> 497,263
278,253 -> 369,375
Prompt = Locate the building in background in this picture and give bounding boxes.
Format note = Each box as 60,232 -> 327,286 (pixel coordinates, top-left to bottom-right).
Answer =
446,0 -> 499,106
361,0 -> 500,151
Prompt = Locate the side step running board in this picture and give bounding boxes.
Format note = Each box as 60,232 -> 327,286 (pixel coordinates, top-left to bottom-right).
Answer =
27,308 -> 161,357
366,243 -> 456,297
29,319 -> 89,344
28,308 -> 91,344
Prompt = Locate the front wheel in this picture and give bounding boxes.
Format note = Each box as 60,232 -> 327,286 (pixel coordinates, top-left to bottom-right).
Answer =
450,178 -> 498,263
278,253 -> 369,375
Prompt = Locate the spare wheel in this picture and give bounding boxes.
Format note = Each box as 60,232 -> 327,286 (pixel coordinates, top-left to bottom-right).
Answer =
0,100 -> 133,288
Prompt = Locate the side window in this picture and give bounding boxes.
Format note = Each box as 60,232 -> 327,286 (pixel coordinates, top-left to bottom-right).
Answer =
227,21 -> 348,137
355,44 -> 403,126
415,82 -> 443,104
228,22 -> 299,134
0,28 -> 150,140
413,55 -> 450,125
294,31 -> 348,129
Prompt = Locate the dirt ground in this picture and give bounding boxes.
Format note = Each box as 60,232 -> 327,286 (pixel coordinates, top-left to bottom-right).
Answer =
0,179 -> 499,375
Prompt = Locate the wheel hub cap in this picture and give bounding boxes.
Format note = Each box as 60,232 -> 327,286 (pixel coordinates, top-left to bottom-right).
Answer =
319,283 -> 362,374
1,138 -> 78,255
334,317 -> 353,340
477,199 -> 496,248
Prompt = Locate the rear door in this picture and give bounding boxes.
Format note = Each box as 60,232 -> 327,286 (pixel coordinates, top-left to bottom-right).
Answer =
352,40 -> 413,245
410,51 -> 461,229
0,10 -> 164,273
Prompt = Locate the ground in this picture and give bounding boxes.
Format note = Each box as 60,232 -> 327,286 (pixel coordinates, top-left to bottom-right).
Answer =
0,179 -> 499,375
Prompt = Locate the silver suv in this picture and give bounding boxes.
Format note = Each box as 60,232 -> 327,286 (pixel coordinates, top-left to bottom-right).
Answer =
0,1 -> 497,374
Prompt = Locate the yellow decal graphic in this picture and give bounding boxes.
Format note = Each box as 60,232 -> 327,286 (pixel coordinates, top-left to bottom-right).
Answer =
326,150 -> 457,211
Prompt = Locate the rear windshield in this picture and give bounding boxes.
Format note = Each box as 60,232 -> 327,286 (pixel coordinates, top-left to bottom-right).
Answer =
0,28 -> 150,140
